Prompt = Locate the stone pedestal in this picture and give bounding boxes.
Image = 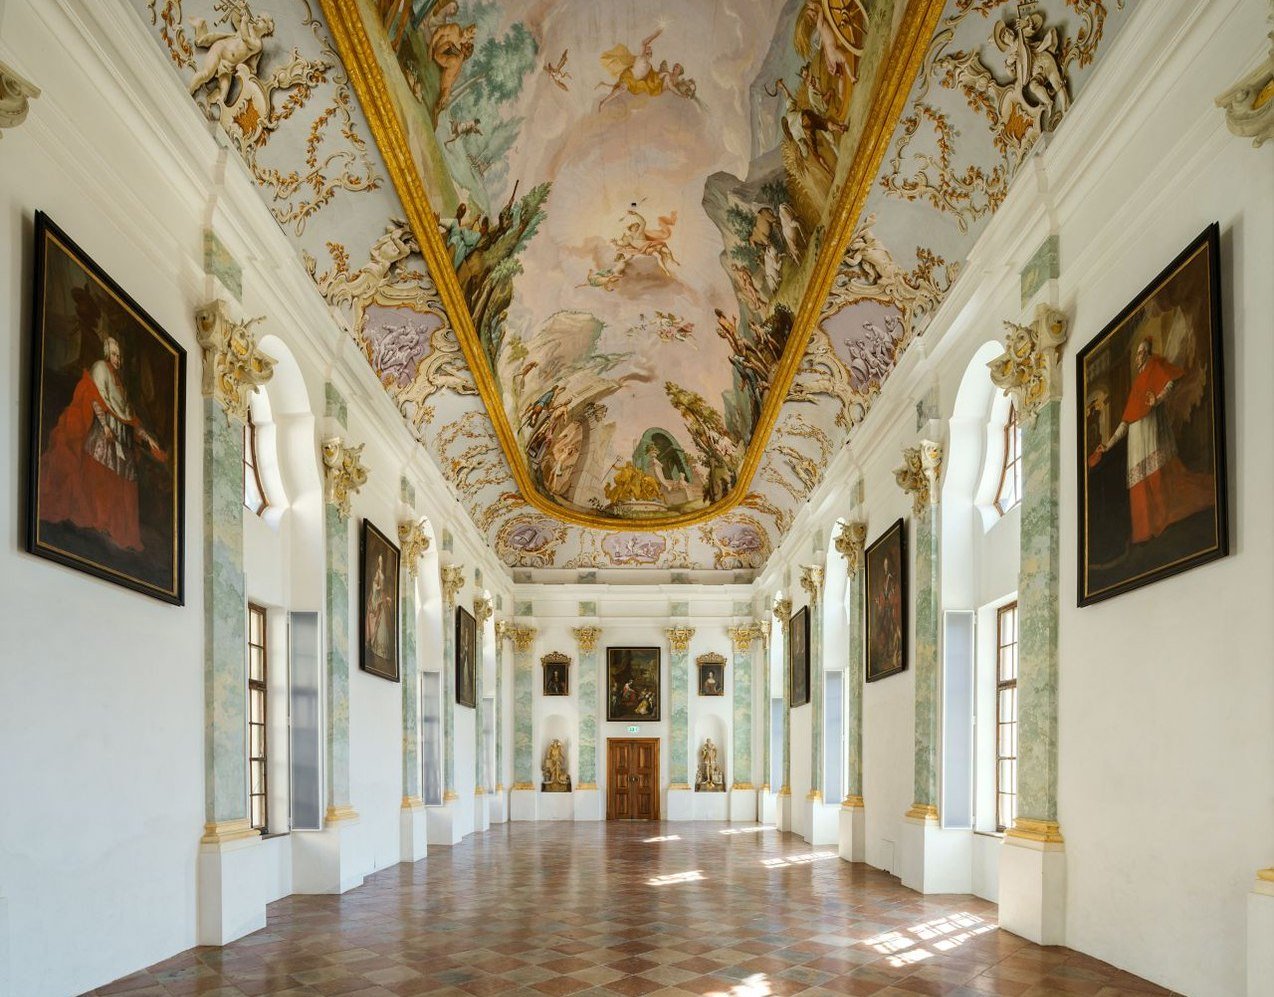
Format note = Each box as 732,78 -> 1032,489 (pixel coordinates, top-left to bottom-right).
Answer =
539,791 -> 574,821
196,830 -> 265,945
1249,871 -> 1274,993
667,787 -> 694,821
573,786 -> 602,821
760,788 -> 777,825
898,810 -> 972,894
803,796 -> 839,846
399,799 -> 427,864
510,787 -> 538,822
777,790 -> 793,832
293,817 -> 364,894
729,787 -> 757,823
838,802 -> 866,863
490,787 -> 507,824
998,831 -> 1066,944
693,791 -> 728,821
426,798 -> 463,844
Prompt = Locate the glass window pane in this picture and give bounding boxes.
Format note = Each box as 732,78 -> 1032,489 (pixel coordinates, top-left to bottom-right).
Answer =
251,724 -> 264,758
250,608 -> 263,645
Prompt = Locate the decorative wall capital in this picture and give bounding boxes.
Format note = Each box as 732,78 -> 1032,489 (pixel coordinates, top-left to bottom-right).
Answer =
194,300 -> 275,423
495,619 -> 512,641
440,564 -> 465,608
726,624 -> 762,653
571,625 -> 603,652
800,564 -> 825,602
773,596 -> 792,630
397,518 -> 431,577
0,61 -> 40,137
895,440 -> 943,517
666,626 -> 695,653
1215,6 -> 1274,147
321,436 -> 367,518
473,594 -> 493,625
988,304 -> 1070,421
509,626 -> 537,652
834,521 -> 868,574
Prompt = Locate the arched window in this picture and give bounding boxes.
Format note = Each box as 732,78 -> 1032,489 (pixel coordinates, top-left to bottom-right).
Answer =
243,414 -> 268,516
994,403 -> 1022,515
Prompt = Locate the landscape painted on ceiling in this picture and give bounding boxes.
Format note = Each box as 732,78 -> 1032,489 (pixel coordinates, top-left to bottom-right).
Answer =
135,0 -> 1132,574
351,0 -> 908,524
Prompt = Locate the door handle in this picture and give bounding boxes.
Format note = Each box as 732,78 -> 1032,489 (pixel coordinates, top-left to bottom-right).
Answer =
629,775 -> 636,783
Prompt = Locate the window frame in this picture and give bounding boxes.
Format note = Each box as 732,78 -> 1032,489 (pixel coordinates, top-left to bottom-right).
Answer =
243,414 -> 268,517
994,403 -> 1023,516
248,602 -> 269,833
994,601 -> 1019,833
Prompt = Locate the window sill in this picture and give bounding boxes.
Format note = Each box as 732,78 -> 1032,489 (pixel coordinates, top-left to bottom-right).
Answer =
973,829 -> 1005,839
260,830 -> 291,841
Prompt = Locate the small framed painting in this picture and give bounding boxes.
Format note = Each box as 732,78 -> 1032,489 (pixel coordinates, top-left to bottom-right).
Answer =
542,651 -> 570,696
865,519 -> 907,682
696,653 -> 726,697
358,519 -> 400,682
607,646 -> 661,722
26,212 -> 186,604
455,605 -> 477,708
788,605 -> 810,706
1077,223 -> 1227,605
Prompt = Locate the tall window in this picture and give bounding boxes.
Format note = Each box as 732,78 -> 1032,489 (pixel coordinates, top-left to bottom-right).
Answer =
248,603 -> 268,832
995,403 -> 1022,514
243,416 -> 267,516
995,602 -> 1019,832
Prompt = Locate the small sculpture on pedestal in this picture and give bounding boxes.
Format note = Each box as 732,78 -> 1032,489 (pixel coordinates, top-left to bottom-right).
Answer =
541,738 -> 572,793
695,737 -> 725,792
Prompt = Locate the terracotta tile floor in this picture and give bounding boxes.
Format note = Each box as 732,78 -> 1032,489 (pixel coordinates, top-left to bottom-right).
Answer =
92,821 -> 1174,997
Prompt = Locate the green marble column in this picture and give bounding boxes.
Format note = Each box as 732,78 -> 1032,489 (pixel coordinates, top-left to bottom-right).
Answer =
847,558 -> 865,805
761,628 -> 772,789
775,598 -> 792,794
573,627 -> 603,786
1016,401 -> 1062,825
803,568 -> 826,800
474,596 -> 492,794
440,565 -> 463,801
912,504 -> 941,813
495,622 -> 507,791
400,557 -> 419,803
203,398 -> 248,834
511,627 -> 537,787
727,626 -> 757,787
667,627 -> 694,787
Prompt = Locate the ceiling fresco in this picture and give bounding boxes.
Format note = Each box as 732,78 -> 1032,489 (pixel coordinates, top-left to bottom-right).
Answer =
135,0 -> 1133,576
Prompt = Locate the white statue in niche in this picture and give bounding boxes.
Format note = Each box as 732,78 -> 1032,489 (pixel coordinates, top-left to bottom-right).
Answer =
695,738 -> 725,792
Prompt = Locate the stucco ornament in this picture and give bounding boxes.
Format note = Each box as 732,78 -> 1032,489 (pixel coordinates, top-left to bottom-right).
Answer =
895,441 -> 944,518
194,300 -> 275,423
0,61 -> 40,137
509,626 -> 537,652
321,437 -> 367,517
397,518 -> 431,577
988,304 -> 1070,421
800,564 -> 825,601
727,624 -> 762,652
834,521 -> 868,574
495,619 -> 512,641
473,594 -> 493,625
571,626 -> 603,652
666,627 -> 696,653
1215,0 -> 1274,147
439,564 -> 465,608
773,595 -> 792,629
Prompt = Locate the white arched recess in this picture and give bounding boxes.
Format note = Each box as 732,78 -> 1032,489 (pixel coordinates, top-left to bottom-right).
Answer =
936,340 -> 1021,901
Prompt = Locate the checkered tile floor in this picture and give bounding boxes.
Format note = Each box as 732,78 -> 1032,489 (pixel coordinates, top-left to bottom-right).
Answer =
92,821 -> 1174,996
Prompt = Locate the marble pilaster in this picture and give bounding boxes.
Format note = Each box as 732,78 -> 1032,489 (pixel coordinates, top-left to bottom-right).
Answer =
572,626 -> 603,786
440,565 -> 464,801
667,627 -> 695,787
802,567 -> 825,801
726,626 -> 758,788
495,621 -> 508,792
474,596 -> 492,797
510,627 -> 537,788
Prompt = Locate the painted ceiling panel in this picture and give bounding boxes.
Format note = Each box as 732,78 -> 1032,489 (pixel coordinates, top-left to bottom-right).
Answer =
134,0 -> 1133,576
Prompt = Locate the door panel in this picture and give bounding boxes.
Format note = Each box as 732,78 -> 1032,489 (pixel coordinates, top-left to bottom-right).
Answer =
607,738 -> 660,820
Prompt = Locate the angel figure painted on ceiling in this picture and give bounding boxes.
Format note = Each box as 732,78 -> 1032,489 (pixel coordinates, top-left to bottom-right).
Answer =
596,28 -> 697,110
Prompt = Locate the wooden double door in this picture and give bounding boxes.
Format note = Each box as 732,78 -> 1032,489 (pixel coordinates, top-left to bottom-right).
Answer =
606,738 -> 660,820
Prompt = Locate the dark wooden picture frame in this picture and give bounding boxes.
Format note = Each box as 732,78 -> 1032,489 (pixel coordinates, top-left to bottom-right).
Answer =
606,646 -> 661,722
26,211 -> 187,604
865,518 -> 907,683
455,605 -> 477,708
358,519 -> 400,682
788,605 -> 810,706
542,652 -> 570,696
1077,223 -> 1227,606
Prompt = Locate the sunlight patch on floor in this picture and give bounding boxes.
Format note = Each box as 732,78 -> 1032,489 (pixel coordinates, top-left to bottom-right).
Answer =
864,912 -> 997,967
644,834 -> 681,842
720,825 -> 774,835
701,973 -> 773,996
646,870 -> 706,885
761,850 -> 838,867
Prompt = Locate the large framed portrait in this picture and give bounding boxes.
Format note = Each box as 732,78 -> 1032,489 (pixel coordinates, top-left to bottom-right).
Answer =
788,606 -> 810,706
1077,224 -> 1227,606
358,519 -> 400,681
606,647 -> 661,722
697,653 -> 726,697
455,605 -> 477,708
865,519 -> 907,682
542,651 -> 570,696
26,212 -> 186,604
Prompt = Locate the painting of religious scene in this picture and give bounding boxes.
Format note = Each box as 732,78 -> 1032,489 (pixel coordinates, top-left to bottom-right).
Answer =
455,604 -> 477,707
606,646 -> 661,722
359,520 -> 401,681
332,0 -> 912,524
788,605 -> 810,706
26,212 -> 186,604
865,518 -> 906,682
1077,224 -> 1227,606
542,651 -> 570,696
697,654 -> 725,697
